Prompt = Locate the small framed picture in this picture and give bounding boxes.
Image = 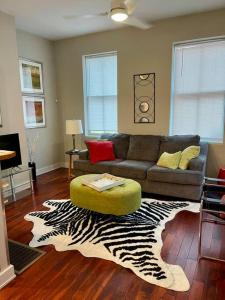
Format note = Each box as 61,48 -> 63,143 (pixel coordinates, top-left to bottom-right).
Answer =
19,58 -> 44,94
23,96 -> 46,128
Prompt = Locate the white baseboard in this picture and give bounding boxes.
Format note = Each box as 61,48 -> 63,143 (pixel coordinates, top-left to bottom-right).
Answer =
0,265 -> 16,289
36,162 -> 65,176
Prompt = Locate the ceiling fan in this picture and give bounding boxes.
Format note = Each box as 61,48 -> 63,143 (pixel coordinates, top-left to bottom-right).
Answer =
64,0 -> 152,30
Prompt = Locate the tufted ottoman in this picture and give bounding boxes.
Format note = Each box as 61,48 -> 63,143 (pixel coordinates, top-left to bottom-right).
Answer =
70,174 -> 141,216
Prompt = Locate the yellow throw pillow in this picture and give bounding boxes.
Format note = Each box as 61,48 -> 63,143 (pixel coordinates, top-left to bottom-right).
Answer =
179,146 -> 200,170
157,151 -> 182,170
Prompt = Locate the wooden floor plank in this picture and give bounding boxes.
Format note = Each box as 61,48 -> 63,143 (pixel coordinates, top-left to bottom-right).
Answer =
0,168 -> 224,300
188,280 -> 204,300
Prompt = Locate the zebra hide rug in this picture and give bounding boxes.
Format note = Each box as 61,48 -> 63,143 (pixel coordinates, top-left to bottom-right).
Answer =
25,199 -> 199,291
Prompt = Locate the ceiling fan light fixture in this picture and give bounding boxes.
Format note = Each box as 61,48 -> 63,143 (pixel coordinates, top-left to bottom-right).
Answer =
110,8 -> 128,22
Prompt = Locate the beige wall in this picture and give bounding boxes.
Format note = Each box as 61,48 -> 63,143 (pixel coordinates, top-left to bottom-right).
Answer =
54,9 -> 225,176
0,12 -> 28,165
0,11 -> 29,187
16,30 -> 64,171
0,10 -> 25,283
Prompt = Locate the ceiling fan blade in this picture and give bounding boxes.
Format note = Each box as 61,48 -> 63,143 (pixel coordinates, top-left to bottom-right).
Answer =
124,0 -> 138,15
64,12 -> 108,20
122,16 -> 152,29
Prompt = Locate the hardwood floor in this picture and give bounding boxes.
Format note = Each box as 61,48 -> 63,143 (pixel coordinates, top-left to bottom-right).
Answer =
1,168 -> 225,300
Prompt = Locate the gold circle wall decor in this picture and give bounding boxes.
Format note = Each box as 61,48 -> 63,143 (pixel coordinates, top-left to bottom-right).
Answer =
139,102 -> 149,113
133,73 -> 155,123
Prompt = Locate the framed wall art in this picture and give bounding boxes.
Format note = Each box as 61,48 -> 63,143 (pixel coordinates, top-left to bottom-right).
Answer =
22,96 -> 46,128
19,59 -> 44,94
133,73 -> 155,123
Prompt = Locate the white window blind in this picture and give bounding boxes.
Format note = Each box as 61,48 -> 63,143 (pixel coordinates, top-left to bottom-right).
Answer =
83,52 -> 117,136
170,40 -> 225,143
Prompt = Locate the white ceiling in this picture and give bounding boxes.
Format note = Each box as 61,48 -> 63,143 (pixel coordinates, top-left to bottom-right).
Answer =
0,0 -> 224,40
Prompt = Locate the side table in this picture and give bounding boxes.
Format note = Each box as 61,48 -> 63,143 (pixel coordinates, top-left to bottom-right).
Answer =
65,149 -> 80,179
2,166 -> 34,201
198,177 -> 225,262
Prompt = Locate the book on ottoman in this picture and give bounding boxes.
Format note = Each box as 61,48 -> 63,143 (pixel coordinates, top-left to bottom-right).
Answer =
81,173 -> 125,192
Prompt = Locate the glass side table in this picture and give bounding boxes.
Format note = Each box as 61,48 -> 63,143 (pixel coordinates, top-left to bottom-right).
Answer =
2,166 -> 34,201
198,177 -> 225,262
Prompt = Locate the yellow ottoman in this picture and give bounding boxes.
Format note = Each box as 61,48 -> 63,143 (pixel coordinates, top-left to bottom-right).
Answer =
70,174 -> 141,216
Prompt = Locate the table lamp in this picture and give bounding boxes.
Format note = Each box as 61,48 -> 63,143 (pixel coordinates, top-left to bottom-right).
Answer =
66,120 -> 83,152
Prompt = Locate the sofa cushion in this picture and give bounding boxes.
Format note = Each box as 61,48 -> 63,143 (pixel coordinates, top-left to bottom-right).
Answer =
101,133 -> 130,159
157,151 -> 182,170
148,165 -> 203,186
111,160 -> 154,180
74,159 -> 122,174
179,146 -> 200,170
127,135 -> 161,162
159,135 -> 200,156
85,140 -> 115,163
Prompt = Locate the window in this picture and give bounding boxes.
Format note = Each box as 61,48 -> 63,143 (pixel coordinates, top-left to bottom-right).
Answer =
83,52 -> 117,136
170,39 -> 225,143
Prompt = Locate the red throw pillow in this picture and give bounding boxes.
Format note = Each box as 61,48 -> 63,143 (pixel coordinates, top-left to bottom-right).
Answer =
85,140 -> 115,164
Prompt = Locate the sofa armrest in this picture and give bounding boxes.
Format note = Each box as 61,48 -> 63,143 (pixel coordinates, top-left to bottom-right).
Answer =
79,149 -> 89,160
188,155 -> 206,173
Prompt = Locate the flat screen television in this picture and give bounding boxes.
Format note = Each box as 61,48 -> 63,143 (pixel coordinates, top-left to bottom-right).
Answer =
0,133 -> 22,170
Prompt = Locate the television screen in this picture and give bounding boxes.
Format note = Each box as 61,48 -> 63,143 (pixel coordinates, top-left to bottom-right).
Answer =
0,133 -> 22,170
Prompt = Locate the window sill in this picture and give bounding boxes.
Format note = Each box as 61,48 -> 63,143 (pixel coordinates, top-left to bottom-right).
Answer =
200,139 -> 224,144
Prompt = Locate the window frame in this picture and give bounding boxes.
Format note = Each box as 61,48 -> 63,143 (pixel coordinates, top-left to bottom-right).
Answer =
82,51 -> 118,137
169,36 -> 225,144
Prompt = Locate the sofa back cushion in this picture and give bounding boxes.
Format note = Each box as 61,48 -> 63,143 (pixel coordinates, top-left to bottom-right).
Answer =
127,135 -> 161,162
101,133 -> 130,159
159,135 -> 200,156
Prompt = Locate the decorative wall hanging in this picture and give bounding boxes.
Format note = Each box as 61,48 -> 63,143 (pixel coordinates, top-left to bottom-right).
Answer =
133,73 -> 155,123
19,59 -> 44,94
22,96 -> 46,128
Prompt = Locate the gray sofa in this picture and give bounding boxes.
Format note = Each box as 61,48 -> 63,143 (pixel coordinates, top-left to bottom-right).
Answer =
73,134 -> 208,201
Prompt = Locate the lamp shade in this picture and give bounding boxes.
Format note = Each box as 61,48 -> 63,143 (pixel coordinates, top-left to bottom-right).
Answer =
66,120 -> 83,135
